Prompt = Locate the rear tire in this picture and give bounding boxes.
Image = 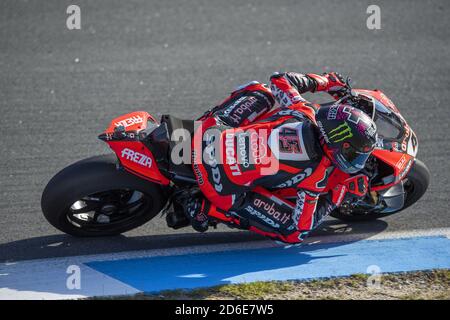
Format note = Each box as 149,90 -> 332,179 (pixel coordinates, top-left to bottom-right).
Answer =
330,159 -> 430,222
41,154 -> 168,237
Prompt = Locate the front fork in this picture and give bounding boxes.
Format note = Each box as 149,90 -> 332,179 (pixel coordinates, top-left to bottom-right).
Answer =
341,180 -> 406,215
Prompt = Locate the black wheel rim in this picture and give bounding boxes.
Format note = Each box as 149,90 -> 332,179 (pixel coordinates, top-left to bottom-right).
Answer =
65,189 -> 153,231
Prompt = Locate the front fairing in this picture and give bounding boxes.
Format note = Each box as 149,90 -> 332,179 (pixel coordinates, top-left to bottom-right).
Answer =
353,89 -> 417,189
353,89 -> 418,157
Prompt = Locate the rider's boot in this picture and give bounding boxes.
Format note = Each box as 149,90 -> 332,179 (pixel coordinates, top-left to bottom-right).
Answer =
166,201 -> 191,230
184,196 -> 210,233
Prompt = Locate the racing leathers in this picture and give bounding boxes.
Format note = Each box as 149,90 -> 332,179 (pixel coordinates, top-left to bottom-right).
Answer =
189,72 -> 363,244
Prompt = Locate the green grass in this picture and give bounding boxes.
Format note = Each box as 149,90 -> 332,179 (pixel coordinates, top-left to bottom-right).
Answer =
92,269 -> 450,300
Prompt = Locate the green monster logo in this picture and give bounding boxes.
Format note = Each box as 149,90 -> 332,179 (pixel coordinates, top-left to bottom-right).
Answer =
328,122 -> 353,143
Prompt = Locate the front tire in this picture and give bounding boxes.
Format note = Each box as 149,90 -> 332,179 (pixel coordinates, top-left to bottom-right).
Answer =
330,159 -> 430,222
41,154 -> 168,237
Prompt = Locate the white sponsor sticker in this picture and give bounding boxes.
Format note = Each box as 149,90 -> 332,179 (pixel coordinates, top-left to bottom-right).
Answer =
121,148 -> 153,168
115,115 -> 144,128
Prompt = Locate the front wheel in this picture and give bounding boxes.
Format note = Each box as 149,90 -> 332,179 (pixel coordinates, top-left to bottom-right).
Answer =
330,159 -> 430,222
41,154 -> 168,237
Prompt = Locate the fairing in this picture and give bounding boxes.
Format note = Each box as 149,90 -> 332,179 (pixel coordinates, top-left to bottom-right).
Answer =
99,111 -> 170,185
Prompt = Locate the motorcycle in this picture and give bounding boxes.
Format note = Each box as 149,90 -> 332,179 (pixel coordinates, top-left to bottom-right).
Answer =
41,84 -> 430,236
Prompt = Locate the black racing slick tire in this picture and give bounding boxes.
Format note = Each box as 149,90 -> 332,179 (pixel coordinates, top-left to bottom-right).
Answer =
330,159 -> 430,222
41,154 -> 168,237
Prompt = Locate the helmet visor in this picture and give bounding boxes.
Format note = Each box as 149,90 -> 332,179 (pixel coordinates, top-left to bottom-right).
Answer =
335,144 -> 372,174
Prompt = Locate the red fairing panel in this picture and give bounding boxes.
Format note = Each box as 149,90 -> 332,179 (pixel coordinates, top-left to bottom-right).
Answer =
102,111 -> 170,185
371,149 -> 414,191
104,111 -> 158,133
108,140 -> 170,185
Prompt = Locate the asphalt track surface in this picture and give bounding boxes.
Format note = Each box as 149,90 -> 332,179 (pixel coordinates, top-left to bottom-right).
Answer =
0,0 -> 449,262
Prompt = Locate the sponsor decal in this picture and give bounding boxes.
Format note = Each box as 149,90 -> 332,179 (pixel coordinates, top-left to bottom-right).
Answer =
401,126 -> 411,152
222,96 -> 247,116
313,203 -> 335,229
276,109 -> 306,121
104,133 -> 113,141
292,191 -> 306,228
335,185 -> 347,206
395,154 -> 408,170
244,206 -> 280,229
114,115 -> 144,128
210,167 -> 222,192
399,159 -> 413,179
225,133 -> 241,176
223,96 -> 258,125
252,198 -> 291,225
279,127 -> 302,154
270,84 -> 303,107
120,148 -> 152,168
236,132 -> 253,170
204,132 -> 223,192
408,131 -> 418,156
375,137 -> 384,149
365,124 -> 377,138
327,104 -> 339,120
192,151 -> 204,185
317,120 -> 330,143
328,121 -> 353,143
253,91 -> 274,110
250,130 -> 268,163
193,164 -> 204,185
269,122 -> 309,161
275,168 -> 313,188
235,130 -> 268,168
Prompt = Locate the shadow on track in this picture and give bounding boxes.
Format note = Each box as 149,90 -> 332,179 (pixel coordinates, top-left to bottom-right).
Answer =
0,219 -> 388,262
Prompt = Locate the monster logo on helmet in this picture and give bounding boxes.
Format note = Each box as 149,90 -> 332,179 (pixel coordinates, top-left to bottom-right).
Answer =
328,122 -> 353,143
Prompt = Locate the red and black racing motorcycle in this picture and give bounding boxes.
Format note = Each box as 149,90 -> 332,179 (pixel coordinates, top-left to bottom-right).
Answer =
41,86 -> 430,236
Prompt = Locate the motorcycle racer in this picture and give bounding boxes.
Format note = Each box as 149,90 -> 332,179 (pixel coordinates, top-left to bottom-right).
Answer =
185,72 -> 378,244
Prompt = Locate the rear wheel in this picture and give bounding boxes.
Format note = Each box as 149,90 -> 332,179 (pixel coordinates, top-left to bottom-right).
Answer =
330,159 -> 430,222
41,154 -> 168,237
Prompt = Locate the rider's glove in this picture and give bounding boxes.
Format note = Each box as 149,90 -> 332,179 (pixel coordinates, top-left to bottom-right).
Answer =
307,72 -> 348,99
331,174 -> 369,207
325,72 -> 348,99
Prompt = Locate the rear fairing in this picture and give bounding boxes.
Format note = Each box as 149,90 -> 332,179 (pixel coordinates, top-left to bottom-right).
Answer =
98,111 -> 171,185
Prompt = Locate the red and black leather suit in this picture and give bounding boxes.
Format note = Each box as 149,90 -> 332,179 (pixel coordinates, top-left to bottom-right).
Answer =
190,72 -> 350,244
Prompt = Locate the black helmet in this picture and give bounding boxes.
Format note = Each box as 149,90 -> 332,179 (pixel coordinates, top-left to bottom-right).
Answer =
316,103 -> 377,174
